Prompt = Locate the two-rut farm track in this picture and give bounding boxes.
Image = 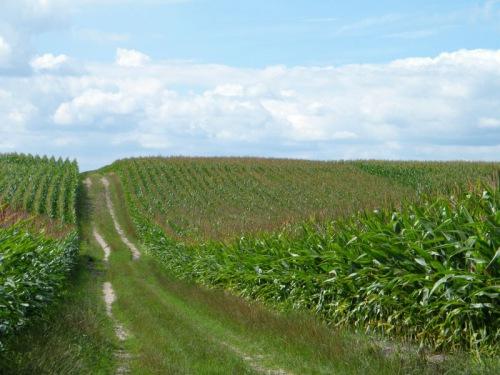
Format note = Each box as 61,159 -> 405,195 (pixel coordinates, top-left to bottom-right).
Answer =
86,175 -> 295,374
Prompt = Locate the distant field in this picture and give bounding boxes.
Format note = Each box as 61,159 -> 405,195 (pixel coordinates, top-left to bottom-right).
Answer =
113,157 -> 413,242
0,153 -> 79,348
113,157 -> 500,355
354,160 -> 499,193
113,157 -> 498,242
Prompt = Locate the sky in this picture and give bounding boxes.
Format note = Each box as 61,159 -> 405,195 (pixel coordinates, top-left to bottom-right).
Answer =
1,1 -> 500,170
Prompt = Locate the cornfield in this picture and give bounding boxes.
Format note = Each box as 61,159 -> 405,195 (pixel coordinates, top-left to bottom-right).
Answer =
0,153 -> 78,224
354,160 -> 499,194
0,153 -> 79,349
113,157 -> 418,241
115,157 -> 500,354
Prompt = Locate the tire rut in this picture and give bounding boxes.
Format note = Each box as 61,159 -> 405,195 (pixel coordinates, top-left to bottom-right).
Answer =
101,177 -> 141,260
99,175 -> 295,375
92,216 -> 131,373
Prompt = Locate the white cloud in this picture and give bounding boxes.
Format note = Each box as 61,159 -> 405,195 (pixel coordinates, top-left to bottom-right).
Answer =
212,84 -> 245,97
0,1 -> 164,74
1,48 -> 499,170
116,48 -> 151,67
53,89 -> 140,125
0,1 -> 71,74
31,53 -> 68,70
390,48 -> 500,70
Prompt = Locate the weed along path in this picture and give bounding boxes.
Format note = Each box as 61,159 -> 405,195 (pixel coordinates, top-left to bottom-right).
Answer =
83,173 -> 411,375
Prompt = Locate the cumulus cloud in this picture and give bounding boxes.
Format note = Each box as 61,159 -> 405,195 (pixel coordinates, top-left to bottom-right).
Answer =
0,1 -> 72,74
0,48 -> 500,170
30,53 -> 69,72
212,84 -> 245,97
0,1 -> 152,73
53,88 -> 142,125
116,48 -> 151,67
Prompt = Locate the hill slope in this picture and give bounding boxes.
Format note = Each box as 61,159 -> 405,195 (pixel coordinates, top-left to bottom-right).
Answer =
112,157 -> 498,242
112,158 -> 500,354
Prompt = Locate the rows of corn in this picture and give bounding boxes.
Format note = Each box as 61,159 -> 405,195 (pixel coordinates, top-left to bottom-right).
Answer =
113,157 -> 417,241
0,154 -> 78,224
0,153 -> 79,349
354,160 -> 499,194
115,158 -> 499,355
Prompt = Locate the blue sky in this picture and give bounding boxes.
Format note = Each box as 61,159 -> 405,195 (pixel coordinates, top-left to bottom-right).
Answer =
35,1 -> 500,66
1,1 -> 500,170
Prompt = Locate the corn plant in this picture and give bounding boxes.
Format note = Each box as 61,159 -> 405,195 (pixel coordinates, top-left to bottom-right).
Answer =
0,222 -> 78,349
0,153 -> 80,349
0,153 -> 78,224
114,157 -> 500,355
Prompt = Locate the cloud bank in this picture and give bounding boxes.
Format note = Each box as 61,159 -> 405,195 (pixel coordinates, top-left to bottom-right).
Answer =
1,47 -> 500,170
